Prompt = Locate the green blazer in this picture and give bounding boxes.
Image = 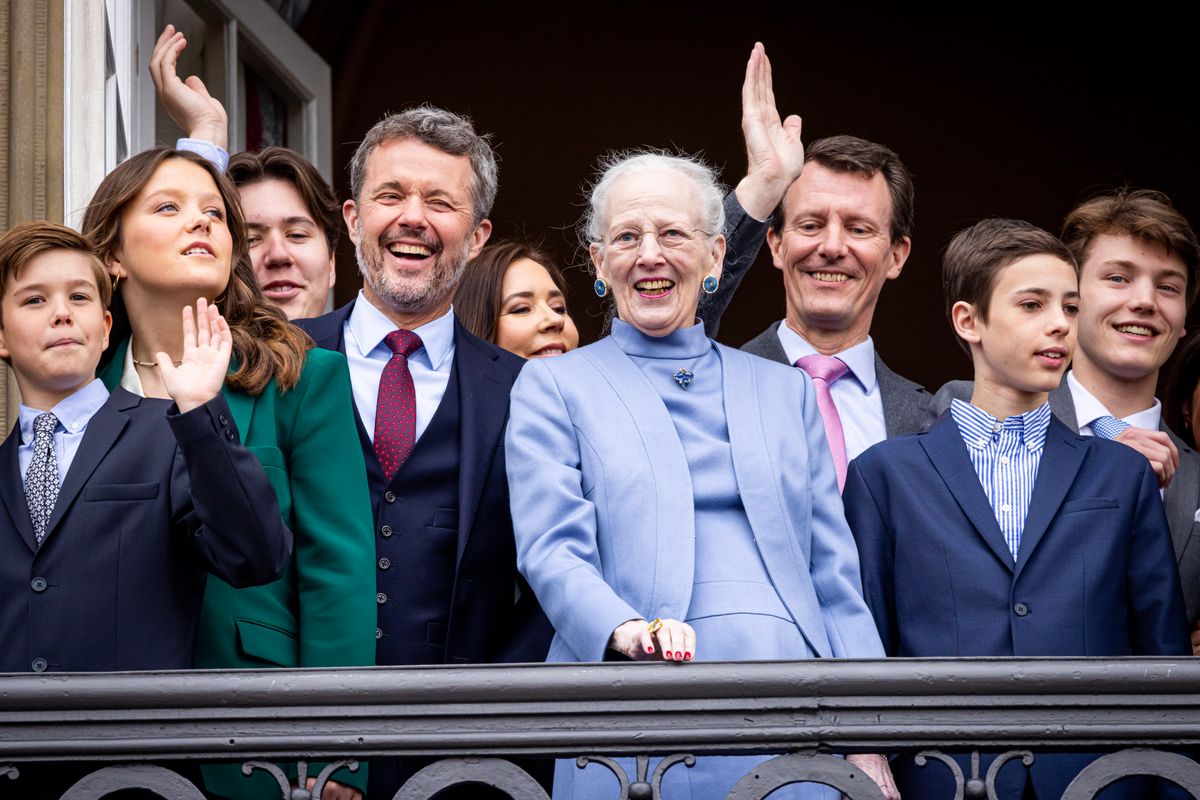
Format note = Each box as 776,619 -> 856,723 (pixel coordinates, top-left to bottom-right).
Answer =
100,339 -> 375,796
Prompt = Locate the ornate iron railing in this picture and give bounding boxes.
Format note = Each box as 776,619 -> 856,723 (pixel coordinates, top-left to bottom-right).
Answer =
1,658 -> 1198,799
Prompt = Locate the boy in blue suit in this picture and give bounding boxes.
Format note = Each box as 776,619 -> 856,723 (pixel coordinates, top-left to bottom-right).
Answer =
0,221 -> 291,795
843,218 -> 1190,800
0,221 -> 291,672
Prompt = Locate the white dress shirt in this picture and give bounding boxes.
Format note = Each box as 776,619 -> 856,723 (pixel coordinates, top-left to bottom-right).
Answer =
343,290 -> 455,444
776,324 -> 887,460
18,379 -> 110,485
1067,370 -> 1162,436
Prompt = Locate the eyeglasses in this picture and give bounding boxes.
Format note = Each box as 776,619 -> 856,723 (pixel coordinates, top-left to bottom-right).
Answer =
604,226 -> 713,252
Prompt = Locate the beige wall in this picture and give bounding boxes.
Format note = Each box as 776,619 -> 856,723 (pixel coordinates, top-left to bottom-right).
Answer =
0,0 -> 65,431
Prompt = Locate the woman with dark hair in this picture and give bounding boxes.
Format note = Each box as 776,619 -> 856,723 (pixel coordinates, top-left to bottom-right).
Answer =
1166,333 -> 1200,449
455,240 -> 580,358
81,147 -> 375,800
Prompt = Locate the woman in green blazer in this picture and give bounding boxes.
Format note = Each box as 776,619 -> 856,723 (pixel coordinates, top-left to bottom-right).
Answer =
83,148 -> 375,800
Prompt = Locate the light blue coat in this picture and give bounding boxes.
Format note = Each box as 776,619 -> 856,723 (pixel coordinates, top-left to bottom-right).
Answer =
505,334 -> 883,666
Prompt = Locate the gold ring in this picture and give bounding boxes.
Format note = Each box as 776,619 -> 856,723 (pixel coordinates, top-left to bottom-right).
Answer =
647,618 -> 663,634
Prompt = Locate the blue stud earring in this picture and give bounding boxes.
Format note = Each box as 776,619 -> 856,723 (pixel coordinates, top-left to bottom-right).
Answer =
702,275 -> 720,295
594,278 -> 609,298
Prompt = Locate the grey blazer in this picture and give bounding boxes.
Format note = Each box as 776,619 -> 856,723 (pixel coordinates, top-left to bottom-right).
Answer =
742,320 -> 933,439
929,377 -> 1200,623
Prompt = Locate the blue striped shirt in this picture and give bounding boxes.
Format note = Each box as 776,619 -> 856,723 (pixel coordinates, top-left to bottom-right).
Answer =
950,399 -> 1053,559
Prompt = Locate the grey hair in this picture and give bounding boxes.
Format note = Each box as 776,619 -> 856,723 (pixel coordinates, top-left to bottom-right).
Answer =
349,104 -> 499,227
582,150 -> 726,259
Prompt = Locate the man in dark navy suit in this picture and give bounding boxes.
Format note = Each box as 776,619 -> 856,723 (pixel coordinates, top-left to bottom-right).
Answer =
294,107 -> 551,799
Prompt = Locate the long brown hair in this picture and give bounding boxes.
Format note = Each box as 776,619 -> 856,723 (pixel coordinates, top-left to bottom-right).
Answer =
82,148 -> 311,394
455,240 -> 568,343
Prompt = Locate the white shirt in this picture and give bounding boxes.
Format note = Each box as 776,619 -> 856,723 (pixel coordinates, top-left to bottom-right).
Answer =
343,290 -> 455,444
1067,370 -> 1162,436
776,324 -> 887,460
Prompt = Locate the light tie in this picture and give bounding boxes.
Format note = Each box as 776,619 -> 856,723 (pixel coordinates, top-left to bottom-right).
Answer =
796,354 -> 850,492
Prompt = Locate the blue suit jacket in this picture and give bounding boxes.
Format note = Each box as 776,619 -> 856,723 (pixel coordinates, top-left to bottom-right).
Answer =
0,389 -> 290,674
506,335 -> 884,664
844,412 -> 1189,799
296,300 -> 552,664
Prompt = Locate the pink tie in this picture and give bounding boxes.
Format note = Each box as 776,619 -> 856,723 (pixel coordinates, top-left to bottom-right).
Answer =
796,354 -> 849,493
375,329 -> 424,480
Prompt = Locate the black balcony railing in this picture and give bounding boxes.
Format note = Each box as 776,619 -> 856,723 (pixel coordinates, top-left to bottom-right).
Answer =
2,658 -> 1199,799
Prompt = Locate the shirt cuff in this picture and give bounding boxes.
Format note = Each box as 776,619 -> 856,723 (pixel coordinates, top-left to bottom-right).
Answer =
176,138 -> 230,174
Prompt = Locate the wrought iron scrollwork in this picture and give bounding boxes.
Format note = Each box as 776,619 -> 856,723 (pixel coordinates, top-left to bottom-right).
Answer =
914,749 -> 1034,800
1061,748 -> 1200,798
393,757 -> 550,800
58,764 -> 206,800
725,752 -> 885,800
241,759 -> 360,800
575,753 -> 695,800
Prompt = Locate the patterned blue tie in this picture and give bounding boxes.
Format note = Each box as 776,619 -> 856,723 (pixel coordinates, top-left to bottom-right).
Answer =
1091,415 -> 1131,440
24,413 -> 60,545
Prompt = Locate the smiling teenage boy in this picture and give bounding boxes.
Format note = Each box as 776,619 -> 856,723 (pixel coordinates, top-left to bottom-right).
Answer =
843,218 -> 1189,800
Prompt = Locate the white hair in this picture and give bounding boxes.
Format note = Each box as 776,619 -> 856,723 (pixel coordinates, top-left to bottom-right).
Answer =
581,150 -> 726,256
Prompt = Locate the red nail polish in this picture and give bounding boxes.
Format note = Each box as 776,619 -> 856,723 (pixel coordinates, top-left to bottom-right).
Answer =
646,645 -> 654,653
684,652 -> 692,660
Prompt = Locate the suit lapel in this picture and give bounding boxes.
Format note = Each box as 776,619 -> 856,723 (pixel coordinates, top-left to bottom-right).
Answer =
222,384 -> 256,443
295,299 -> 353,353
1048,379 -> 1078,430
41,389 -> 134,545
301,299 -> 382,483
0,424 -> 38,553
876,354 -> 928,438
1161,424 -> 1199,561
722,348 -> 830,657
584,337 -> 695,618
920,416 -> 1015,571
453,322 -> 512,567
1013,420 -> 1086,578
741,321 -> 790,366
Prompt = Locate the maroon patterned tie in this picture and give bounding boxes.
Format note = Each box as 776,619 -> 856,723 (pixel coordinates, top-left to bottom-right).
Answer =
375,329 -> 424,480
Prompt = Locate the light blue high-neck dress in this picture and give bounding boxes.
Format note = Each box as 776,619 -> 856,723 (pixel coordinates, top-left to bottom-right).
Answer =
553,320 -> 836,800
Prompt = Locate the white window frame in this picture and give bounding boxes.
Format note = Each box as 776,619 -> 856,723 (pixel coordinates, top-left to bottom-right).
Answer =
64,0 -> 332,228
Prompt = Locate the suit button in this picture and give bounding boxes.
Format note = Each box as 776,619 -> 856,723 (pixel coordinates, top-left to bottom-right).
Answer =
378,557 -> 391,570
30,577 -> 47,592
224,428 -> 235,440
1014,602 -> 1030,617
380,525 -> 393,538
375,627 -> 383,640
31,658 -> 47,672
377,592 -> 387,604
218,414 -> 229,425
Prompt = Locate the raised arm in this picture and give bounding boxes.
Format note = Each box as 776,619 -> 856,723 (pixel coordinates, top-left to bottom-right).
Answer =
702,43 -> 805,337
149,24 -> 228,149
163,300 -> 291,586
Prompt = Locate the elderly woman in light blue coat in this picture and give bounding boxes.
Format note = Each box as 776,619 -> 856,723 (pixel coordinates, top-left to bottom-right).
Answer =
505,151 -> 896,800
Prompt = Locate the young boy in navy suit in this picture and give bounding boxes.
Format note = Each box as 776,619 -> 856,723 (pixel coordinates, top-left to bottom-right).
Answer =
0,221 -> 291,676
843,218 -> 1190,800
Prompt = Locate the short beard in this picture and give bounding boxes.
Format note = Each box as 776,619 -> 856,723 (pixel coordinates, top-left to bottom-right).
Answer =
355,223 -> 470,315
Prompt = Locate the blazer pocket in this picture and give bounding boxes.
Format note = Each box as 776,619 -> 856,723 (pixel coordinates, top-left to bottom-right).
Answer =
85,482 -> 159,501
247,445 -> 286,470
432,507 -> 459,530
1061,497 -> 1119,513
235,617 -> 298,667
